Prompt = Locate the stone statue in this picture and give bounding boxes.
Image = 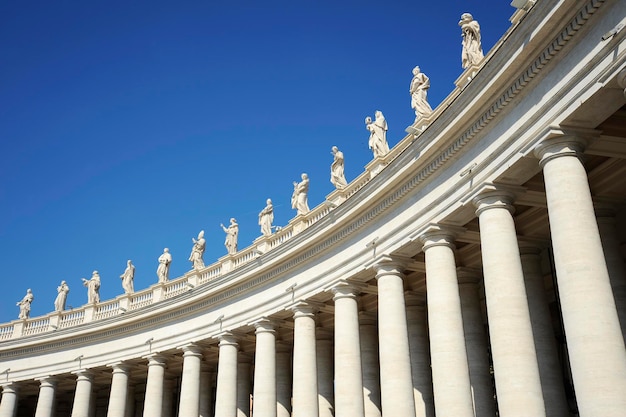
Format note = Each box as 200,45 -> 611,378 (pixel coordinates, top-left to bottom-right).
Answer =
189,230 -> 206,270
54,281 -> 69,312
16,289 -> 34,320
258,199 -> 274,236
221,218 -> 239,255
157,248 -> 172,283
366,111 -> 389,158
459,13 -> 484,69
82,271 -> 101,304
120,260 -> 135,294
291,173 -> 310,215
330,146 -> 348,189
409,66 -> 433,120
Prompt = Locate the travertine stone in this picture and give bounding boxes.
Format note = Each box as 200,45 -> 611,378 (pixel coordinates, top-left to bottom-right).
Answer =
536,133 -> 626,417
292,174 -> 310,215
221,219 -> 239,255
214,333 -> 239,417
359,312 -> 381,417
474,189 -> 546,417
518,244 -> 569,417
316,334 -> 334,417
365,111 -> 389,159
236,354 -> 251,417
142,354 -> 167,417
0,383 -> 18,417
253,319 -> 277,417
291,303 -> 319,417
258,199 -> 274,237
54,281 -> 69,312
276,346 -> 292,417
120,260 -> 135,295
372,257 -> 416,417
189,231 -> 206,270
331,282 -> 365,417
419,231 -> 474,417
162,378 -> 174,417
156,248 -> 172,283
405,297 -> 435,417
178,344 -> 203,417
459,13 -> 484,69
456,268 -> 496,417
409,67 -> 433,121
199,368 -> 215,417
82,271 -> 101,304
71,370 -> 94,417
107,363 -> 130,417
16,289 -> 33,320
34,377 -> 56,417
330,146 -> 348,190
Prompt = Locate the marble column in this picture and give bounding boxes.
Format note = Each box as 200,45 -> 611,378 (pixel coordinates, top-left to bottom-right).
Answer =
418,230 -> 474,417
405,294 -> 435,417
291,303 -> 319,417
178,344 -> 203,417
456,268 -> 496,417
236,354 -> 251,417
536,134 -> 626,416
316,332 -> 334,417
0,383 -> 18,417
71,370 -> 94,417
199,366 -> 215,417
124,385 -> 135,417
276,345 -> 292,417
596,208 -> 626,341
107,363 -> 130,417
331,282 -> 365,417
142,354 -> 167,417
373,258 -> 416,417
34,377 -> 56,417
359,311 -> 381,417
518,244 -> 569,417
474,188 -> 545,417
253,319 -> 277,417
215,333 -> 239,417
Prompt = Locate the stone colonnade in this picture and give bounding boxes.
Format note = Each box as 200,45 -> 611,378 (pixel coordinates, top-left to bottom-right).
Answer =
1,132 -> 626,417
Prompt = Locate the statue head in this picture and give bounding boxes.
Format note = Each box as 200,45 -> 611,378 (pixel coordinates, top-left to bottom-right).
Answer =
332,146 -> 339,153
301,173 -> 308,180
230,218 -> 237,224
266,198 -> 272,204
365,116 -> 372,124
164,247 -> 169,253
459,13 -> 473,25
413,66 -> 421,75
198,230 -> 205,239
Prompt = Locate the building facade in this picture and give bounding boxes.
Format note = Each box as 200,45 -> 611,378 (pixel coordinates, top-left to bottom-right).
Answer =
1,1 -> 626,416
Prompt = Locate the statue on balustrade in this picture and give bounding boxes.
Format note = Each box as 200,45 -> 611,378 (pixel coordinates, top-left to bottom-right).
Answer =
330,146 -> 348,190
291,173 -> 310,215
189,230 -> 206,270
221,218 -> 239,255
120,260 -> 135,294
157,248 -> 172,283
258,199 -> 274,236
459,13 -> 484,69
366,110 -> 389,158
82,271 -> 101,304
54,281 -> 69,312
16,289 -> 34,320
409,66 -> 433,121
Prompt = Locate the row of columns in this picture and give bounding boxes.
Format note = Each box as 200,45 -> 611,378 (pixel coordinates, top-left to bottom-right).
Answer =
2,132 -> 626,417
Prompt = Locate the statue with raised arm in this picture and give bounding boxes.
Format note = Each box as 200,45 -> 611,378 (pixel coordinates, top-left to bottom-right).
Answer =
54,281 -> 69,312
258,199 -> 274,236
157,248 -> 172,283
459,13 -> 484,69
82,271 -> 101,304
330,146 -> 348,189
366,110 -> 389,158
120,260 -> 135,294
189,230 -> 206,270
17,289 -> 34,320
221,218 -> 239,255
291,173 -> 310,215
409,66 -> 433,120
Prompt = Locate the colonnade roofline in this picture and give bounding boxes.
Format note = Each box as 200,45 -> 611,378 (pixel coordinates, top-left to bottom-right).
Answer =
1,0 -> 624,388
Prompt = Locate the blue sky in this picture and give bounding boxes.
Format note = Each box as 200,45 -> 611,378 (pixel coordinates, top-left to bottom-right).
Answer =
0,1 -> 515,322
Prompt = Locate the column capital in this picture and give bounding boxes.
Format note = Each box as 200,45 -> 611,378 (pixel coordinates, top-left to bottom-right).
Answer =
456,267 -> 483,285
533,126 -> 600,167
143,353 -> 168,367
107,361 -> 132,374
35,376 -> 56,388
366,254 -> 413,278
328,280 -> 363,300
179,343 -> 204,357
517,240 -> 545,256
216,331 -> 239,347
289,301 -> 320,318
71,369 -> 94,381
1,382 -> 18,394
469,183 -> 523,216
416,224 -> 466,251
251,317 -> 276,334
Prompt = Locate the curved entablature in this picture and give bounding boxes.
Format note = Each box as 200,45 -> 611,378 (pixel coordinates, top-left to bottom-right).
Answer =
2,2 -> 626,415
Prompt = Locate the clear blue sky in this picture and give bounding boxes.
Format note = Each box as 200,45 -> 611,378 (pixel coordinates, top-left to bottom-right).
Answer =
0,1 -> 515,322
